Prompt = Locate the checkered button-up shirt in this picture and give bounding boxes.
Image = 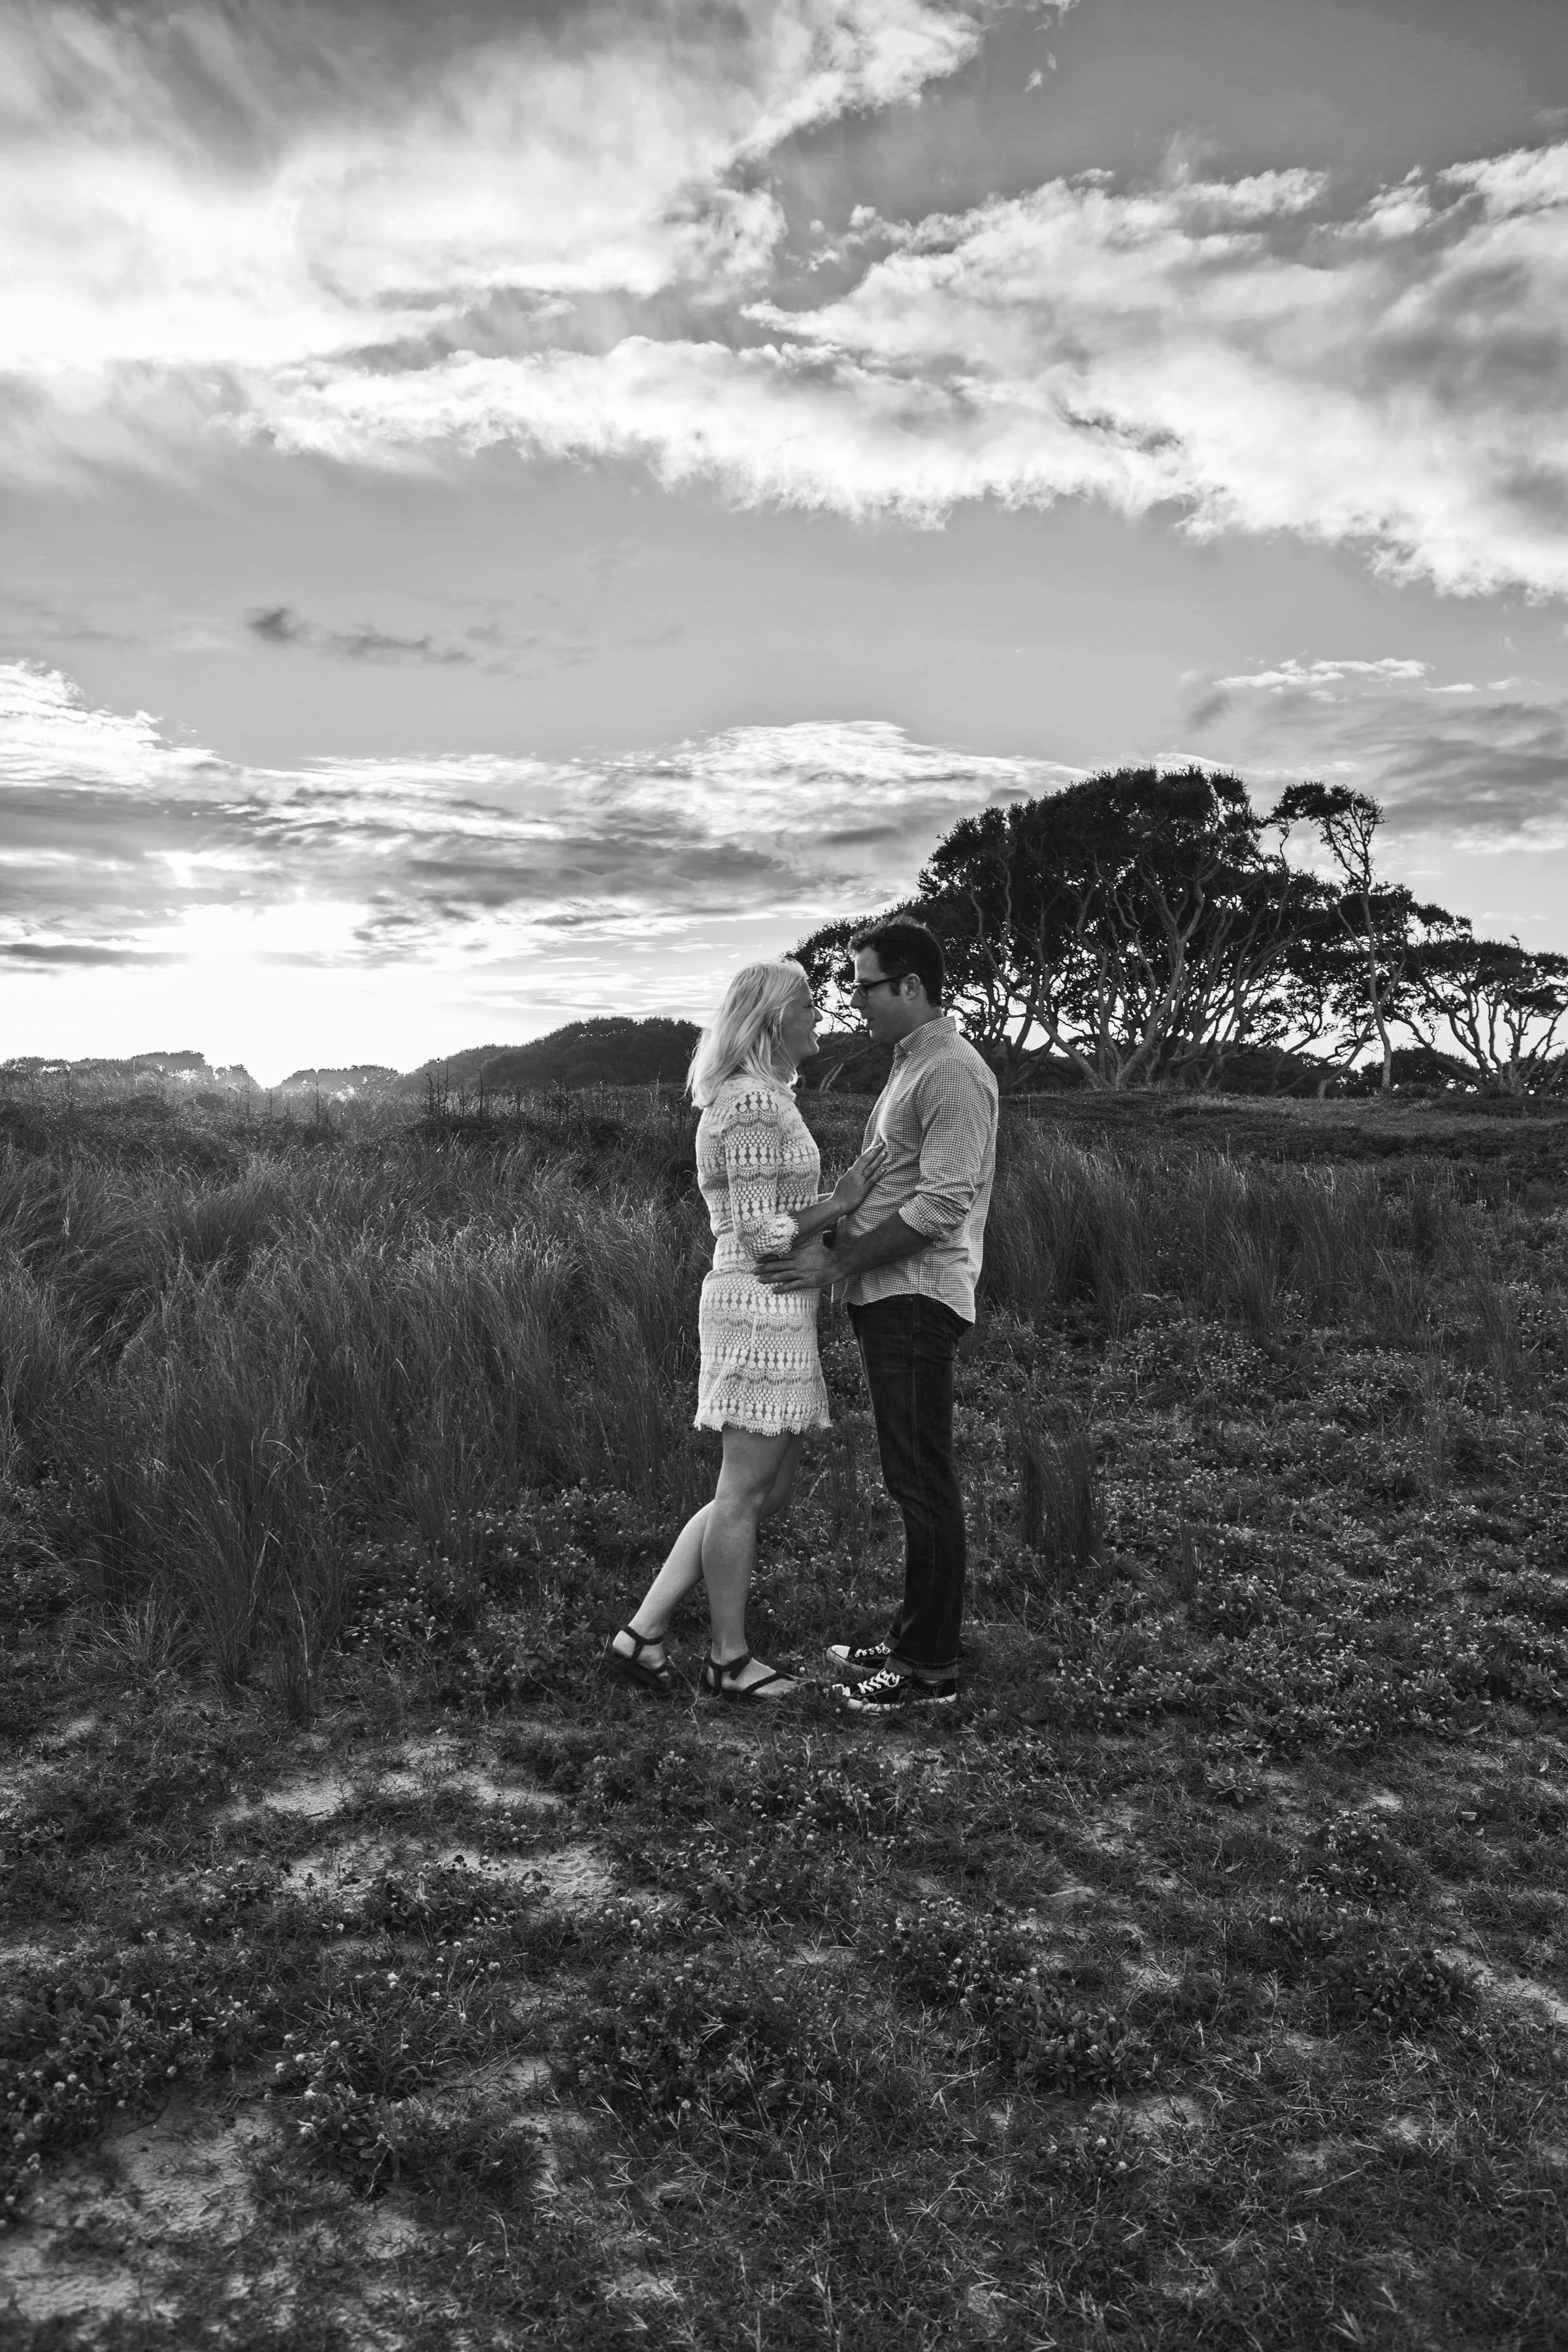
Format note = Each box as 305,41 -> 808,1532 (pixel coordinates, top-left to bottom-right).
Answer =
838,1017 -> 998,1322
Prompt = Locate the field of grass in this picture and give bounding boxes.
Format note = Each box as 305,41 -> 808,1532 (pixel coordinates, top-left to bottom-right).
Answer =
2,1080 -> 1566,2349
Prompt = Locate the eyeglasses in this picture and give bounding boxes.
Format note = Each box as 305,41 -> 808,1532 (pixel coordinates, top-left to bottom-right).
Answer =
846,972 -> 907,1003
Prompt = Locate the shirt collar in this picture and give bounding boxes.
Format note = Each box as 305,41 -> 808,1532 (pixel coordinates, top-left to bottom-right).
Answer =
893,1015 -> 955,1062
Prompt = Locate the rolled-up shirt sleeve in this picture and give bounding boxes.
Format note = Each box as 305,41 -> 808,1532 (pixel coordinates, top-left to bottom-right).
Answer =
900,1060 -> 997,1240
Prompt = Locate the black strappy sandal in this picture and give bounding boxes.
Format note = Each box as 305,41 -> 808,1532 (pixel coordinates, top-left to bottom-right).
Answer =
698,1651 -> 796,1703
604,1626 -> 674,1697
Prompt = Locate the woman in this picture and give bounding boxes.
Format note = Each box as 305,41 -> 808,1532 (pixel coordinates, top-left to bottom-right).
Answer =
606,958 -> 885,1701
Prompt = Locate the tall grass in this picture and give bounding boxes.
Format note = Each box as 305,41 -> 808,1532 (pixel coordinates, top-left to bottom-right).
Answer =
1009,1391 -> 1103,1610
0,1090 -> 1549,1691
980,1130 -> 1507,1352
0,1115 -> 707,1697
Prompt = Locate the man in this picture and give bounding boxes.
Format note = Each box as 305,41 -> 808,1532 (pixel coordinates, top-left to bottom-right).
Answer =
760,919 -> 998,1712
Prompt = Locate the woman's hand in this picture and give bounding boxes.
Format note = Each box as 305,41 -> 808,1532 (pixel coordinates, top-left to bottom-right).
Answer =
829,1137 -> 888,1214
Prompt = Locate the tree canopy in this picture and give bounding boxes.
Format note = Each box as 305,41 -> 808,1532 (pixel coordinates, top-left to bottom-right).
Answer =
796,768 -> 1565,1096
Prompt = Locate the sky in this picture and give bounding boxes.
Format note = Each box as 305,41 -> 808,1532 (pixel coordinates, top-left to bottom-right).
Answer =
3,0 -> 1567,1084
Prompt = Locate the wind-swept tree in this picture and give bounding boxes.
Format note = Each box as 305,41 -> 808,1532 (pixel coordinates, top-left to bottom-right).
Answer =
1406,922 -> 1568,1094
799,768 -> 1317,1092
1272,783 -> 1440,1095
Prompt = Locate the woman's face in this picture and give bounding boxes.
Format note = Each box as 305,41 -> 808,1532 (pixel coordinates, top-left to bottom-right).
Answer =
777,982 -> 820,1066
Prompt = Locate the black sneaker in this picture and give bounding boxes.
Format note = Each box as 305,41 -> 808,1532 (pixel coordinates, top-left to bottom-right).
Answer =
841,1667 -> 958,1713
825,1641 -> 889,1681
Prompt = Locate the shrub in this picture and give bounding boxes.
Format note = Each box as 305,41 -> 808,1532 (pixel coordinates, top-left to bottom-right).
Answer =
269,1959 -> 512,2192
876,1901 -> 1158,2093
1318,1942 -> 1478,2036
1298,1809 -> 1418,1903
557,1955 -> 836,2131
881,1899 -> 1036,2017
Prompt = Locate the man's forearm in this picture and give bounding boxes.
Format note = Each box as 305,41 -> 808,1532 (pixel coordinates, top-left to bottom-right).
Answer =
829,1209 -> 926,1281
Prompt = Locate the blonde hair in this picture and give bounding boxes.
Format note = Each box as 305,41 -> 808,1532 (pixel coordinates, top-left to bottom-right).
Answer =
689,958 -> 811,1108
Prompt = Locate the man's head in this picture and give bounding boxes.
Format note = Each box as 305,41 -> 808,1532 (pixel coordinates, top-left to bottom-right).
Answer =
848,919 -> 945,1046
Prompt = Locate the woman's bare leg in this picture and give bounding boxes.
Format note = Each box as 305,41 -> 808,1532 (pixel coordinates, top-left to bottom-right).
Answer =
616,1503 -> 712,1663
757,1434 -> 805,1526
612,1430 -> 806,1683
702,1429 -> 799,1686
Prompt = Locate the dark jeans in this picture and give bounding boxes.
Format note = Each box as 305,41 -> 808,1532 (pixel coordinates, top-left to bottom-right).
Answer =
850,1294 -> 970,1680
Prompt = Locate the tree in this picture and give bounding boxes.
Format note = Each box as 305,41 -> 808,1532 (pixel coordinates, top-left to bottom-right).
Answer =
1272,784 -> 1444,1095
798,769 -> 1317,1092
1406,923 -> 1568,1094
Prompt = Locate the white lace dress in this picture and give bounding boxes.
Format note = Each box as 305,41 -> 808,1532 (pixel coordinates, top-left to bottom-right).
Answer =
694,1077 -> 831,1436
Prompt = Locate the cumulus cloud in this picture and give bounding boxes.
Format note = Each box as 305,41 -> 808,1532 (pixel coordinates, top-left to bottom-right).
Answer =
0,1 -> 985,463
1184,657 -> 1568,849
0,661 -> 1066,977
5,2 -> 1564,598
262,152 -> 1568,592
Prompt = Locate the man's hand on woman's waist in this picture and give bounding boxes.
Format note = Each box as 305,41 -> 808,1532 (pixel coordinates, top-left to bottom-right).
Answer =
758,1210 -> 925,1292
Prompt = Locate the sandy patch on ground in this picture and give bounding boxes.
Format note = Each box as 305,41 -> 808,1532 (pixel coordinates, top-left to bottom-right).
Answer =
224,1741 -> 562,1832
110,2102 -> 267,2236
1285,2135 -> 1354,2180
37,1714 -> 101,1750
608,2263 -> 681,2310
224,1770 -> 353,1824
1381,2112 -> 1458,2155
363,2200 -> 432,2259
278,1831 -> 617,1914
0,1761 -> 52,1810
0,2187 -> 150,2332
1436,1948 -> 1568,2031
1119,2092 -> 1207,2138
0,2097 -> 270,2331
376,1761 -> 560,1813
0,1933 -> 90,1969
433,1844 -> 617,1903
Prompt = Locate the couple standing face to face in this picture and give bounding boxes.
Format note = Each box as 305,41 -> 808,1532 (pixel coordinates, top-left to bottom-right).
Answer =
777,947 -> 936,1074
608,925 -> 996,1712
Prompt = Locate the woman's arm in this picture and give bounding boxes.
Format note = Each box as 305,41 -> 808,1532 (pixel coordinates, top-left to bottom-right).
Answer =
719,1094 -> 803,1260
721,1103 -> 887,1259
785,1138 -> 888,1244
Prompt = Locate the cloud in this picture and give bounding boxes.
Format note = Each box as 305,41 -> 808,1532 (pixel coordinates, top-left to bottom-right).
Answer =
246,604 -> 479,666
242,598 -> 677,671
1184,657 -> 1568,849
269,150 -> 1567,592
0,941 -> 180,968
7,3 -> 1564,600
0,591 -> 140,648
0,3 -> 985,457
0,660 -> 1067,977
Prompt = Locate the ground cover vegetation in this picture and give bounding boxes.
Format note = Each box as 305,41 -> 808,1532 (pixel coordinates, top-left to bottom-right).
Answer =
1,1077 -> 1565,2347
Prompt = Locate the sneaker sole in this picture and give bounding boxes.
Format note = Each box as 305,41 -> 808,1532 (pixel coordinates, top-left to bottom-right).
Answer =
841,1684 -> 958,1712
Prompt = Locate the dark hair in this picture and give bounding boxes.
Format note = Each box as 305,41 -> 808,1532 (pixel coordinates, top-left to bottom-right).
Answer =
849,917 -> 945,1008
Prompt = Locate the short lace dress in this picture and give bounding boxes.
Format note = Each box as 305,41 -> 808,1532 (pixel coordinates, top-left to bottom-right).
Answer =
694,1077 -> 831,1436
